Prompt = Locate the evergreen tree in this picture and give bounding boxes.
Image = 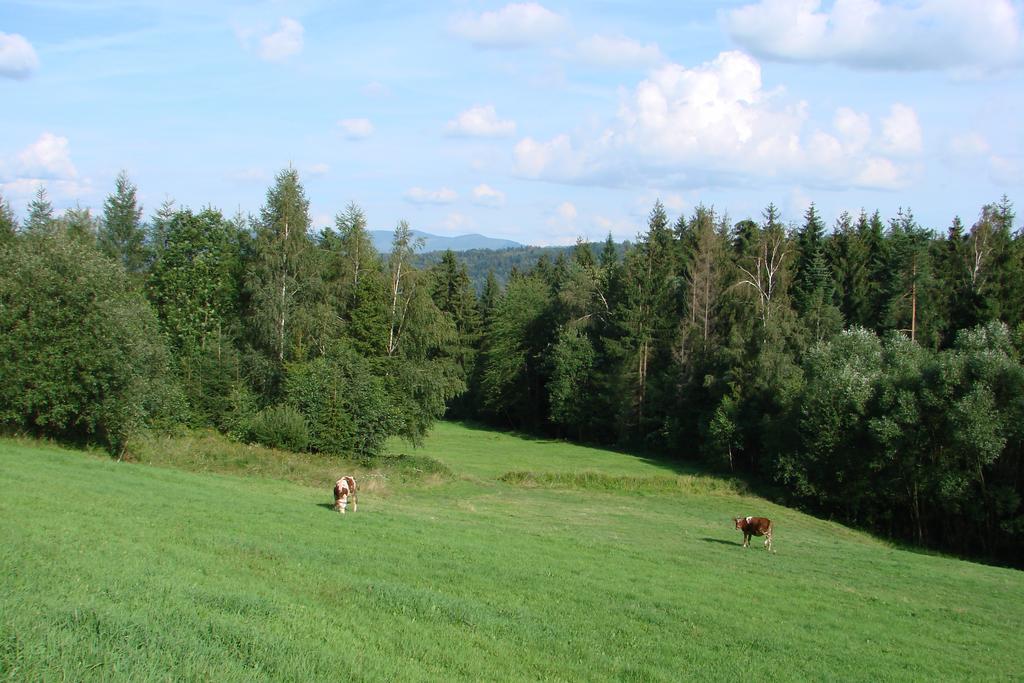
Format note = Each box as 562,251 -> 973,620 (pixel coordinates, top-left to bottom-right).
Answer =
860,210 -> 888,330
0,192 -> 16,244
616,201 -> 679,443
882,209 -> 939,346
481,274 -> 553,429
149,208 -> 243,423
99,170 -> 146,273
681,205 -> 727,354
792,203 -> 826,313
59,204 -> 98,245
827,211 -> 871,328
246,167 -> 319,372
322,202 -> 388,356
430,250 -> 481,417
935,215 -> 973,341
23,186 -> 55,234
147,197 -> 177,264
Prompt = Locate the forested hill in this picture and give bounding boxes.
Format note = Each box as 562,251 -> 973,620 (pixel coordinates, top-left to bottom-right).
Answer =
413,241 -> 630,293
2,168 -> 1024,566
369,229 -> 520,255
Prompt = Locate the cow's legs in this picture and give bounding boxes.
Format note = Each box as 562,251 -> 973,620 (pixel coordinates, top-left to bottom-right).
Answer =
743,533 -> 750,548
337,494 -> 347,514
351,491 -> 358,513
764,530 -> 772,551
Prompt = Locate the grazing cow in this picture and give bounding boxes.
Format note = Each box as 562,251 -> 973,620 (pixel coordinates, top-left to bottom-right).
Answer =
735,516 -> 773,552
333,476 -> 358,514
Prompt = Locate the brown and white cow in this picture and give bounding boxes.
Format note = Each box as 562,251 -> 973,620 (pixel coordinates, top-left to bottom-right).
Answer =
333,476 -> 358,514
735,516 -> 773,551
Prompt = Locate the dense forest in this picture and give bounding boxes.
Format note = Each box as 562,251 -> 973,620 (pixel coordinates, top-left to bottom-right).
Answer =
413,242 -> 630,294
1,168 -> 1023,566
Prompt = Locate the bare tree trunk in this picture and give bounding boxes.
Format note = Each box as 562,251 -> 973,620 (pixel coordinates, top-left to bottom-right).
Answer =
278,217 -> 289,362
910,259 -> 917,343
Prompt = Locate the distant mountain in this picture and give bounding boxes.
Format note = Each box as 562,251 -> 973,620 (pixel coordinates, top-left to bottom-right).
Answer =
369,230 -> 521,254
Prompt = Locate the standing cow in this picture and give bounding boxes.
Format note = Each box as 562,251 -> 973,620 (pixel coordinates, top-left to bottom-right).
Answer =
735,516 -> 773,552
333,476 -> 358,514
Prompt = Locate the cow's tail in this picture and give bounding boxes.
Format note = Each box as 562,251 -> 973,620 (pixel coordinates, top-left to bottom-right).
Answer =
351,479 -> 358,513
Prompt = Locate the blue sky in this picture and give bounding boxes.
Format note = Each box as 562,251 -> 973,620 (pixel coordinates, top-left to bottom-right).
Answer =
1,0 -> 1022,244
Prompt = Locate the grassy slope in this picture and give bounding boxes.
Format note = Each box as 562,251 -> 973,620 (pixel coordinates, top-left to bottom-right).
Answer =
1,426 -> 1022,681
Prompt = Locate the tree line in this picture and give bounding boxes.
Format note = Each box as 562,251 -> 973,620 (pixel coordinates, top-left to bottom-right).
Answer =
452,198 -> 1024,565
1,170 -> 1022,564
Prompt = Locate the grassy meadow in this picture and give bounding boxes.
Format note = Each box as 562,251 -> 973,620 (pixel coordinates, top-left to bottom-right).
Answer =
2,423 -> 1023,681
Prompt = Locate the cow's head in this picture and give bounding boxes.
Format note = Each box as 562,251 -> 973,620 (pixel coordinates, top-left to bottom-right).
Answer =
734,517 -> 743,529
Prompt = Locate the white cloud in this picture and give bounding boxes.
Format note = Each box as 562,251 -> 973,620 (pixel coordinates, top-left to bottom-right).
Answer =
514,51 -> 919,191
306,162 -> 330,176
544,201 -> 585,245
949,132 -> 990,157
338,118 -> 374,139
362,81 -> 391,97
450,2 -> 568,48
0,178 -> 92,205
661,193 -> 687,213
725,0 -> 1023,73
472,184 -> 506,207
557,201 -> 577,221
834,107 -> 871,153
880,104 -> 922,155
442,212 -> 473,232
258,17 -> 303,62
855,157 -> 905,188
514,134 -> 585,180
989,155 -> 1023,185
228,167 -> 269,183
446,105 -> 517,138
0,32 -> 39,79
0,133 -> 92,204
404,186 -> 458,204
576,35 -> 665,68
16,133 -> 77,179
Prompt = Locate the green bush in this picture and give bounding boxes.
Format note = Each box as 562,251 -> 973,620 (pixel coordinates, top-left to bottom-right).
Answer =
0,233 -> 184,454
218,382 -> 258,442
247,404 -> 309,452
285,343 -> 400,457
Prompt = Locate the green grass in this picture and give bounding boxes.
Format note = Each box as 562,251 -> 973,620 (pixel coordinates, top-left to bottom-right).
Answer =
387,420 -> 702,479
2,424 -> 1023,681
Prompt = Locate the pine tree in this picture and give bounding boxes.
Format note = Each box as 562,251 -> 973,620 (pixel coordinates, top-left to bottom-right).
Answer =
681,205 -> 727,353
60,204 -> 98,245
246,167 -> 319,369
430,250 -> 481,417
322,203 -> 388,357
860,210 -> 888,331
828,211 -> 871,328
617,200 -> 679,443
935,215 -> 973,340
882,208 -> 939,346
0,192 -> 16,244
147,197 -> 177,263
23,186 -> 55,234
99,170 -> 146,273
793,203 -> 826,314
